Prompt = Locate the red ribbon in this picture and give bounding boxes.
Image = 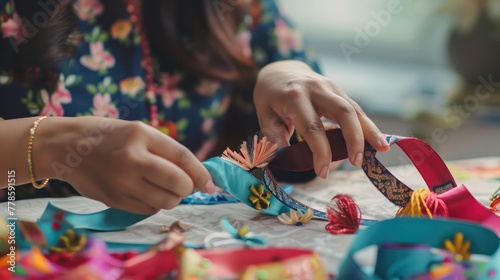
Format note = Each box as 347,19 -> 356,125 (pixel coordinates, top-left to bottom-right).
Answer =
325,194 -> 362,235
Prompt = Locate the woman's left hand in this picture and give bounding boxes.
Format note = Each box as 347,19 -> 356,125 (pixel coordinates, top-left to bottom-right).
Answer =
253,60 -> 390,179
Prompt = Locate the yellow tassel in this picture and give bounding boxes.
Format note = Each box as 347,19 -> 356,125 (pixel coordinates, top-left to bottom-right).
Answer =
396,188 -> 433,218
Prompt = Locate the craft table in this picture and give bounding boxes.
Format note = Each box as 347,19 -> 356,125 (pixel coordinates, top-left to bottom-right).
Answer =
1,157 -> 499,274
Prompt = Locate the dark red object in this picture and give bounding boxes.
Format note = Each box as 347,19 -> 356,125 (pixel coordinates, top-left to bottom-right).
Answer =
51,222 -> 61,231
325,194 -> 362,235
110,251 -> 138,261
44,252 -> 89,269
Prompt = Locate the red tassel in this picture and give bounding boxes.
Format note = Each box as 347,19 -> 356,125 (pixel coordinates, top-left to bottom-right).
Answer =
325,194 -> 362,235
396,189 -> 448,218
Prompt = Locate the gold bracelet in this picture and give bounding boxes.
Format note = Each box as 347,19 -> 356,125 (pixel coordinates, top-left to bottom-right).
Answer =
27,116 -> 49,189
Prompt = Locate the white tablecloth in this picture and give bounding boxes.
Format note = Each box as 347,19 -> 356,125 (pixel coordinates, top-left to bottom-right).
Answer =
1,157 -> 499,274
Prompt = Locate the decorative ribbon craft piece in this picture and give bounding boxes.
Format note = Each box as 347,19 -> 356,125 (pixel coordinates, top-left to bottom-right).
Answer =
6,216 -> 327,280
204,131 -> 372,223
197,247 -> 328,279
325,194 -> 362,235
203,157 -> 291,216
278,208 -> 314,226
336,217 -> 500,280
360,133 -> 500,235
36,129 -> 376,233
35,128 -> 498,237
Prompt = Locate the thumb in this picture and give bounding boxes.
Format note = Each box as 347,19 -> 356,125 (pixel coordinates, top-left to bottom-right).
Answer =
257,110 -> 291,149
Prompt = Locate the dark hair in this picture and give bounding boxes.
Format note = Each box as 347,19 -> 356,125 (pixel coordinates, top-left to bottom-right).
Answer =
13,0 -> 260,152
14,0 -> 258,93
144,0 -> 256,82
12,0 -> 76,93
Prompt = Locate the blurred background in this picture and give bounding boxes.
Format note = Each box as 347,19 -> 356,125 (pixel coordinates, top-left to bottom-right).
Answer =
279,0 -> 500,165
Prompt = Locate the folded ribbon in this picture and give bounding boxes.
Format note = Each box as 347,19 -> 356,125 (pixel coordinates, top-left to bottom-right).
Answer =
360,133 -> 500,235
36,128 -> 498,236
336,217 -> 500,280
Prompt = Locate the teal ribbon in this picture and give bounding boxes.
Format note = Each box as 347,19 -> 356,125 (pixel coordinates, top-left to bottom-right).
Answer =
39,202 -> 150,231
336,218 -> 500,280
219,218 -> 267,247
203,157 -> 291,216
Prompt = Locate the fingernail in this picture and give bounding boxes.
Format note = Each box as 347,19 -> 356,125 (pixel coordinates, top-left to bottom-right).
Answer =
205,180 -> 216,194
353,152 -> 363,167
319,165 -> 329,179
378,136 -> 389,148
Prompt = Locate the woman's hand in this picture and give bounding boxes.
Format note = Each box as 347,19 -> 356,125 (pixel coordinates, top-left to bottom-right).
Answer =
38,117 -> 215,214
253,60 -> 390,179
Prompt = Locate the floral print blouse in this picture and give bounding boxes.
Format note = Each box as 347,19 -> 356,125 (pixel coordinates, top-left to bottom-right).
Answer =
0,0 -> 319,200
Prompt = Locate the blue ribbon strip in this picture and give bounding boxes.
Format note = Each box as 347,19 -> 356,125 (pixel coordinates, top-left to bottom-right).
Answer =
336,217 -> 500,280
39,202 -> 150,231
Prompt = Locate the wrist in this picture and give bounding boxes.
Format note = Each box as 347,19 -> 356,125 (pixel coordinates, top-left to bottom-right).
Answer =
34,116 -> 72,180
262,60 -> 310,72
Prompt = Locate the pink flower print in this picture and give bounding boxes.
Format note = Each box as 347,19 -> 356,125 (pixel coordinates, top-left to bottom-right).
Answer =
201,118 -> 214,134
74,0 -> 104,21
236,30 -> 252,57
196,79 -> 221,96
93,94 -> 119,118
219,95 -> 231,114
195,139 -> 216,161
80,42 -> 115,72
274,18 -> 303,57
159,73 -> 183,107
39,82 -> 72,116
1,12 -> 21,39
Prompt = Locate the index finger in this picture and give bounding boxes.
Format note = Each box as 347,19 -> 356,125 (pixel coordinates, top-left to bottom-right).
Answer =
286,90 -> 332,179
312,93 -> 365,168
145,125 -> 216,194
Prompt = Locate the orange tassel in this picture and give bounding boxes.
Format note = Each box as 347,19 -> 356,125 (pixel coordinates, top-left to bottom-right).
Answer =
396,188 -> 448,218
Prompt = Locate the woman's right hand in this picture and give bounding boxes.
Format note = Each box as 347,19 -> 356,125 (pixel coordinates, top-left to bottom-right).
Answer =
37,116 -> 215,214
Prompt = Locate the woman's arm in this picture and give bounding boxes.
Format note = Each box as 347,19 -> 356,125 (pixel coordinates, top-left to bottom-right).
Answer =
0,117 -> 216,214
254,60 -> 390,178
0,117 -> 54,188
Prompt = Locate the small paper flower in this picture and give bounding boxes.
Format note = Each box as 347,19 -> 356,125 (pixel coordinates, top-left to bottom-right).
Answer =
278,208 -> 314,226
248,184 -> 271,210
159,220 -> 193,233
236,226 -> 251,239
443,232 -> 471,261
49,229 -> 87,253
221,133 -> 278,171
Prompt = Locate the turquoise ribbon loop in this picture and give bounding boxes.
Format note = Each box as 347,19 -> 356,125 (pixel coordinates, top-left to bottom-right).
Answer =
39,202 -> 150,231
336,218 -> 500,280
